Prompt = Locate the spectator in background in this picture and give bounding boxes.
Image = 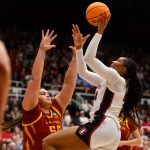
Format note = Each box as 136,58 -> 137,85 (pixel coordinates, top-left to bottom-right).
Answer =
0,142 -> 8,150
79,111 -> 89,124
11,106 -> 21,120
72,110 -> 81,126
140,127 -> 150,150
12,126 -> 23,150
143,117 -> 150,127
4,105 -> 13,122
8,141 -> 16,150
63,109 -> 72,128
0,128 -> 14,143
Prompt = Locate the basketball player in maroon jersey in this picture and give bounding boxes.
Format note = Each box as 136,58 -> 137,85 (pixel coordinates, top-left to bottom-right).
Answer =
0,41 -> 11,136
22,29 -> 77,150
117,115 -> 141,150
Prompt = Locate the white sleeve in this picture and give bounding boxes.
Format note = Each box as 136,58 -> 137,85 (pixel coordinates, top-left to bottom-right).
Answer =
84,33 -> 102,59
84,33 -> 125,89
76,48 -> 104,87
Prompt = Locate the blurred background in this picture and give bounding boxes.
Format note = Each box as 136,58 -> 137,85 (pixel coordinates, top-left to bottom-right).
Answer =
0,0 -> 150,40
0,0 -> 150,149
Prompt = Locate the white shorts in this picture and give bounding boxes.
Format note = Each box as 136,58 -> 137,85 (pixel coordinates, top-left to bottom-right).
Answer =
76,116 -> 121,150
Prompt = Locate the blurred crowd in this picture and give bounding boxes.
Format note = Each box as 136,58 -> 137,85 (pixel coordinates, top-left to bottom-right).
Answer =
0,26 -> 150,149
0,97 -> 150,149
0,26 -> 150,93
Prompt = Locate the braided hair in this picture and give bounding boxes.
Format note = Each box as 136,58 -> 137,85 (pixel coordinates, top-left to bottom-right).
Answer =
120,57 -> 143,127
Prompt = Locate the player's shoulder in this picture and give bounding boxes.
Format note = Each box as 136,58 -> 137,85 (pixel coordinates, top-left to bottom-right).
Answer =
51,98 -> 63,117
22,104 -> 42,125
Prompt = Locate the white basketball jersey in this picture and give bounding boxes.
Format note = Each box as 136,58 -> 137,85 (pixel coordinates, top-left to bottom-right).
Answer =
90,80 -> 126,118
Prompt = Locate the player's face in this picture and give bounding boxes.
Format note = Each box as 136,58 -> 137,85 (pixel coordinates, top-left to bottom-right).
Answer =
38,89 -> 51,102
111,57 -> 126,76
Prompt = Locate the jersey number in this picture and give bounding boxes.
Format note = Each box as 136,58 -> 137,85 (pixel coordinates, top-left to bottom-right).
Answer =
49,125 -> 61,133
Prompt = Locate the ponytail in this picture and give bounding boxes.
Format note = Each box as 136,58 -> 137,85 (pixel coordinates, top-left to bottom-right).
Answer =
120,58 -> 143,127
1,116 -> 22,131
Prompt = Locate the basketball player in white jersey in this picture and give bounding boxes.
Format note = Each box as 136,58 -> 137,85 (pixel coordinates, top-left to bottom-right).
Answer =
42,13 -> 143,150
0,41 -> 11,136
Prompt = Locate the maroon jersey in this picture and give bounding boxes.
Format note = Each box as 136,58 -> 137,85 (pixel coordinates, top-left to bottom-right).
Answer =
22,99 -> 62,150
117,117 -> 138,150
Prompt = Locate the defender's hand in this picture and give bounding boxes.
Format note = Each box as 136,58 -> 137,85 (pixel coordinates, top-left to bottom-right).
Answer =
72,24 -> 90,49
39,29 -> 57,51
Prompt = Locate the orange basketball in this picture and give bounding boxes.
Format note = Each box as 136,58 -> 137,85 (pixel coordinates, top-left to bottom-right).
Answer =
86,2 -> 110,26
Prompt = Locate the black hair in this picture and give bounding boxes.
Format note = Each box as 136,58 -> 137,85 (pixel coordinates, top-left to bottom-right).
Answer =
120,57 -> 143,127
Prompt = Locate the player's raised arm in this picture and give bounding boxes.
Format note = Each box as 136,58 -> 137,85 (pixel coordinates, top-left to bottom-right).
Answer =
84,14 -> 121,84
54,47 -> 77,112
72,24 -> 104,87
22,30 -> 57,111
